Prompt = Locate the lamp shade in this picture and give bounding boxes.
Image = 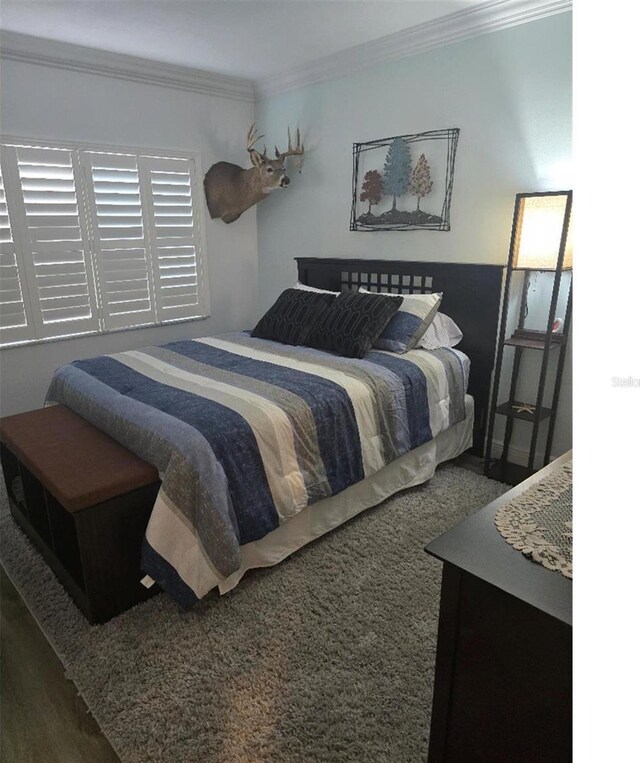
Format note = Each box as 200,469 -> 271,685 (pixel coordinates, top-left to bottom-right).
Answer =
512,192 -> 572,270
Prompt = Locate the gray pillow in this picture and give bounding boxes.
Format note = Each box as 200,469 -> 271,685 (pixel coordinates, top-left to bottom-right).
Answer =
359,288 -> 442,353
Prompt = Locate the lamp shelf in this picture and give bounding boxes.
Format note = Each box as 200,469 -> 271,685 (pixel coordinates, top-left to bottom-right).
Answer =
504,330 -> 566,350
495,400 -> 553,423
484,190 -> 573,484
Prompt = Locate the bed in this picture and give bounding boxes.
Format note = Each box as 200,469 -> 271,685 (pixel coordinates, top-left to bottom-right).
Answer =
46,258 -> 504,607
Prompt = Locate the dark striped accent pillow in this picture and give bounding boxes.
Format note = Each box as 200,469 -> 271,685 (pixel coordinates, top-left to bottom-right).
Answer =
252,289 -> 335,346
304,290 -> 403,359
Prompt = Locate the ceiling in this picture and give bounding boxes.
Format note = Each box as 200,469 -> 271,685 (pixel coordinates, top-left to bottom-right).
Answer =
0,0 -> 482,81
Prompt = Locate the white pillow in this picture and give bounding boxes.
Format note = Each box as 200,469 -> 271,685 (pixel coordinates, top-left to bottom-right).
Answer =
419,312 -> 463,350
293,281 -> 339,295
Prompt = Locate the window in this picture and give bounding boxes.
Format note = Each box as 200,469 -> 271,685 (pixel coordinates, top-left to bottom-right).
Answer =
0,139 -> 209,347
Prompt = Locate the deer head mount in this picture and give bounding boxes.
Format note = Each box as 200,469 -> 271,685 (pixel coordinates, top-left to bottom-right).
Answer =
204,124 -> 304,224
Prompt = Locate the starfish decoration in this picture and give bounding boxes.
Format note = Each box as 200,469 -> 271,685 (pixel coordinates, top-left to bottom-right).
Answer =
513,403 -> 536,415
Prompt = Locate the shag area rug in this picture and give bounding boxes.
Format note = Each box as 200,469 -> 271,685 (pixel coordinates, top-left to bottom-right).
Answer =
1,464 -> 505,763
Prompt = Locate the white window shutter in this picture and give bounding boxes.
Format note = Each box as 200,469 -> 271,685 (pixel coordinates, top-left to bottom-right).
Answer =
81,152 -> 157,330
139,156 -> 208,322
0,153 -> 35,344
1,139 -> 209,348
9,145 -> 100,339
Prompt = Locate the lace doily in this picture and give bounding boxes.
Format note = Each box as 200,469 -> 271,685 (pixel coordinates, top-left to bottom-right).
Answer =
494,460 -> 572,579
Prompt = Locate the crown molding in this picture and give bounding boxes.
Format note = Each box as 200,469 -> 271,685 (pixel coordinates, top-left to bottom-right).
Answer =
0,0 -> 570,103
256,0 -> 571,99
0,31 -> 255,102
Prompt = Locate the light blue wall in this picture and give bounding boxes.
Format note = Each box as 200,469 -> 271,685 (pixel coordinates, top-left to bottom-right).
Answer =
256,13 -> 572,460
0,57 -> 258,416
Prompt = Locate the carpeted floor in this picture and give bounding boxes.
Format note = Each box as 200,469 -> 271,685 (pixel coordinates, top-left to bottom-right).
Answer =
0,464 -> 505,763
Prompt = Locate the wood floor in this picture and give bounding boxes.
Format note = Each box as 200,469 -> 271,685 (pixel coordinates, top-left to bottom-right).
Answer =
0,567 -> 120,763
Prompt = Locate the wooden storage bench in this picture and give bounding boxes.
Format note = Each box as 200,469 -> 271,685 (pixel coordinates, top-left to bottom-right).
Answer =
1,404 -> 161,624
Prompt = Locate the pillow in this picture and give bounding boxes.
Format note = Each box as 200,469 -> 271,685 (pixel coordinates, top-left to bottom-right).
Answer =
304,289 -> 403,359
359,288 -> 442,353
293,281 -> 339,296
419,312 -> 463,350
252,288 -> 335,346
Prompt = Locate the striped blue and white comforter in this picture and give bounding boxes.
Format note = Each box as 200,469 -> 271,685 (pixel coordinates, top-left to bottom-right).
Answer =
47,332 -> 469,606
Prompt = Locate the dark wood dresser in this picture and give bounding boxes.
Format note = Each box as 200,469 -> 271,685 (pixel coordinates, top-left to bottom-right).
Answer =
425,452 -> 572,762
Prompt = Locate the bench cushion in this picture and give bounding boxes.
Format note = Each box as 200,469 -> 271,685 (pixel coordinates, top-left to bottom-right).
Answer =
0,405 -> 159,512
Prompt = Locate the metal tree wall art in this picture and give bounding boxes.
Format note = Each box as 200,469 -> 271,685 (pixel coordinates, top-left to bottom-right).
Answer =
383,136 -> 412,212
204,124 -> 304,223
360,170 -> 382,213
410,153 -> 433,212
350,128 -> 459,231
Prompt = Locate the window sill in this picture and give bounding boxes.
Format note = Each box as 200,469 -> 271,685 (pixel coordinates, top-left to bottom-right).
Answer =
0,314 -> 210,351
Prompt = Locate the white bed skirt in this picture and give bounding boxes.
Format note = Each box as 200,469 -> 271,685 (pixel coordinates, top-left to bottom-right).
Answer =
213,395 -> 474,594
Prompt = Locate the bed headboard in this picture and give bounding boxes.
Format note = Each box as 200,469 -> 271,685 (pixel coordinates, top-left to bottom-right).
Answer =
296,257 -> 504,457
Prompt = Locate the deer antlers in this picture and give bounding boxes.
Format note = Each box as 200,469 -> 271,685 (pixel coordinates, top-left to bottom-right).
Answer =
247,123 -> 267,158
275,127 -> 304,159
246,124 -> 305,172
275,128 -> 305,172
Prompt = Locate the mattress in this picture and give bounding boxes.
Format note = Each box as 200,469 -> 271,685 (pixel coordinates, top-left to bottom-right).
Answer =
214,393 -> 473,594
47,332 -> 471,606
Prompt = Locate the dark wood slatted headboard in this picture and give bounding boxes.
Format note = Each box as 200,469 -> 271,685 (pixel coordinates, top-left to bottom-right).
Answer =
296,257 -> 504,457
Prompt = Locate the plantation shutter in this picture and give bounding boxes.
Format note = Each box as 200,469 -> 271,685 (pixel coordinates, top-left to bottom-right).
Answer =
3,145 -> 100,339
0,158 -> 34,344
0,139 -> 209,347
81,152 -> 156,329
139,156 -> 207,321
